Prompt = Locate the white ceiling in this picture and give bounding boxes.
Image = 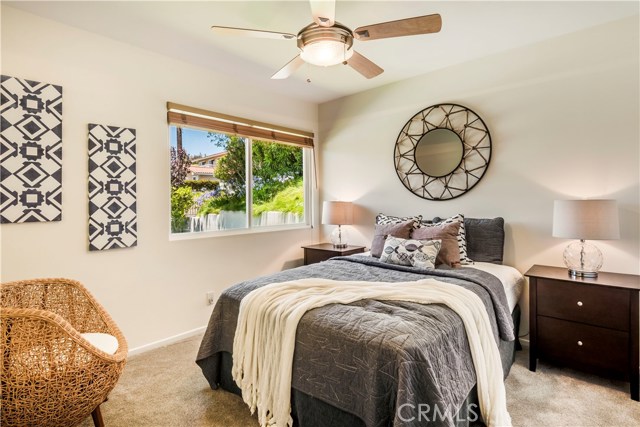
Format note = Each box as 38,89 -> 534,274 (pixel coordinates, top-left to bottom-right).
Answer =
6,1 -> 639,104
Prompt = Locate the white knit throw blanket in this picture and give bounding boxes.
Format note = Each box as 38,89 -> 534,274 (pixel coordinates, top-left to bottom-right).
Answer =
232,278 -> 512,427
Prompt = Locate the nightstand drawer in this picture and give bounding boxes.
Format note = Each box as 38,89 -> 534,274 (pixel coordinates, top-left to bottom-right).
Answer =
538,316 -> 628,377
537,279 -> 630,331
302,244 -> 366,266
305,250 -> 337,265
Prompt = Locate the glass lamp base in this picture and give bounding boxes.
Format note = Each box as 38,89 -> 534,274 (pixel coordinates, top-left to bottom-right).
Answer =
563,240 -> 603,278
568,269 -> 598,278
330,226 -> 349,249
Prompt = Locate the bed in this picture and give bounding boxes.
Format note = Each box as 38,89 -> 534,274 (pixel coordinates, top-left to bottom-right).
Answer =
196,215 -> 524,427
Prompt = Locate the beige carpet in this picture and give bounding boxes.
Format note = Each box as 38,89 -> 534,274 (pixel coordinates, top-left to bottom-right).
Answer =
80,335 -> 639,427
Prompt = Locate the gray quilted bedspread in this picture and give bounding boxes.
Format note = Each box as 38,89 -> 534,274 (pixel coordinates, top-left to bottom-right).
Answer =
196,255 -> 515,427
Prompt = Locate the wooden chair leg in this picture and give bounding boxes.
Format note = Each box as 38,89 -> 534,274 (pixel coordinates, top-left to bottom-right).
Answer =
91,404 -> 105,427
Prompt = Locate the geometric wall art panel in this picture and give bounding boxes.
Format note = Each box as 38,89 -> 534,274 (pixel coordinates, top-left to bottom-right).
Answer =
88,123 -> 137,251
0,75 -> 63,223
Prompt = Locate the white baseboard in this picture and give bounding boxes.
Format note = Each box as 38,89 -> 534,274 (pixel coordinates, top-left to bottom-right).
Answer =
128,326 -> 206,357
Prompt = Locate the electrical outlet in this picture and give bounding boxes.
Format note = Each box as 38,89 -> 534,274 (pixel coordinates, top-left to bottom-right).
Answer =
206,291 -> 216,305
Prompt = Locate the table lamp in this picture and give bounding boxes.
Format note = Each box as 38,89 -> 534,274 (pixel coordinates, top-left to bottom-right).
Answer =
552,199 -> 619,278
322,201 -> 353,249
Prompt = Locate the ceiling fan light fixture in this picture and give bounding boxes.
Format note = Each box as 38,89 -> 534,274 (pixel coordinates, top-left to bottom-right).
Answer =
300,40 -> 353,66
297,22 -> 354,67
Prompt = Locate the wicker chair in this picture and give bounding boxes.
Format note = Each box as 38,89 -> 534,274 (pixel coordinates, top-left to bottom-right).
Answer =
1,278 -> 127,427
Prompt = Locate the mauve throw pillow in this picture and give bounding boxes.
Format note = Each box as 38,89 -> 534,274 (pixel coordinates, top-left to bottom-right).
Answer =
370,219 -> 414,258
411,222 -> 461,267
429,214 -> 472,264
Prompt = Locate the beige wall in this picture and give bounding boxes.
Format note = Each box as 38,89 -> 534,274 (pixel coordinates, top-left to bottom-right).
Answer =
0,7 -> 318,351
318,16 -> 640,335
2,6 -> 638,348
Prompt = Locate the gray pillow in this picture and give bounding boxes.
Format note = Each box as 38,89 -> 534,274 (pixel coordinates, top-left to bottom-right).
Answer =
370,219 -> 414,258
464,217 -> 505,264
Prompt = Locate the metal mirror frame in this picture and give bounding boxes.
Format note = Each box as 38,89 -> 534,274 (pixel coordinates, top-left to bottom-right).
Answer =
394,103 -> 492,200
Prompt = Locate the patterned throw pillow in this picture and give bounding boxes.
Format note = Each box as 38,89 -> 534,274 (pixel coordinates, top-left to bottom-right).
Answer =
375,213 -> 422,230
419,214 -> 473,265
380,236 -> 442,269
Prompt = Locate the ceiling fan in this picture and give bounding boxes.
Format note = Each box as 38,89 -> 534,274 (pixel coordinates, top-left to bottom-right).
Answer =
211,0 -> 442,80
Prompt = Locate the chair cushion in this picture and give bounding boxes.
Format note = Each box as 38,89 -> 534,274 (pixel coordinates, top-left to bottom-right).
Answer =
81,333 -> 119,355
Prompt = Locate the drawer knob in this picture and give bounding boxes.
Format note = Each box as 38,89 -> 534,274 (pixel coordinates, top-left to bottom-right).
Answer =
577,301 -> 583,307
577,341 -> 583,346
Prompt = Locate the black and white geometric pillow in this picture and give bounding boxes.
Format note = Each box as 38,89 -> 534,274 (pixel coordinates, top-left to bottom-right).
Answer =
423,214 -> 473,264
380,236 -> 441,269
375,213 -> 422,230
0,75 -> 63,223
88,124 -> 137,251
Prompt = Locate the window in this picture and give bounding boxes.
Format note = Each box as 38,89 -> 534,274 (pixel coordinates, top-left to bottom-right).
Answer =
167,103 -> 314,236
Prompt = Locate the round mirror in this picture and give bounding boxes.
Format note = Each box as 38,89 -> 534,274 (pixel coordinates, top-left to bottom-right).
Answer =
414,128 -> 463,177
394,103 -> 491,200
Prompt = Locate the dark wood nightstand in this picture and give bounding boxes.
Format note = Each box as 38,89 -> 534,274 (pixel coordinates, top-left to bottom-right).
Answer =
301,243 -> 366,265
525,264 -> 639,400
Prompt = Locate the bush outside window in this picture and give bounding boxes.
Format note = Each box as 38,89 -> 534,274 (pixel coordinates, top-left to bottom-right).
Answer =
169,125 -> 309,235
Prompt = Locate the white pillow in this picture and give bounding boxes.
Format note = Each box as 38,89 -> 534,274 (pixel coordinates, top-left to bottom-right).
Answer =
81,332 -> 119,355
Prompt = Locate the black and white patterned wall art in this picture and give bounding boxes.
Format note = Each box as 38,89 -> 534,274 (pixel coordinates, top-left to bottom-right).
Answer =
0,75 -> 63,223
88,124 -> 137,251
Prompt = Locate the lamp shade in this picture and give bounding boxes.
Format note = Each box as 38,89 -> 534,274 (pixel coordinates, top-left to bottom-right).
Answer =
552,199 -> 619,240
322,201 -> 353,225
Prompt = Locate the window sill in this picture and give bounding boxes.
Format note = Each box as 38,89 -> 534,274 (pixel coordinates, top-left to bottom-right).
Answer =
168,223 -> 312,241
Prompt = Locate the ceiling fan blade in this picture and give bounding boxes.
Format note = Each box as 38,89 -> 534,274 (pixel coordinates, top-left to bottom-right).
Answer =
354,14 -> 442,41
211,25 -> 295,40
309,0 -> 336,27
346,51 -> 384,79
271,55 -> 306,79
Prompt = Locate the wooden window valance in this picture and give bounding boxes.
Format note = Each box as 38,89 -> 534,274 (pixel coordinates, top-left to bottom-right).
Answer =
166,102 -> 314,148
